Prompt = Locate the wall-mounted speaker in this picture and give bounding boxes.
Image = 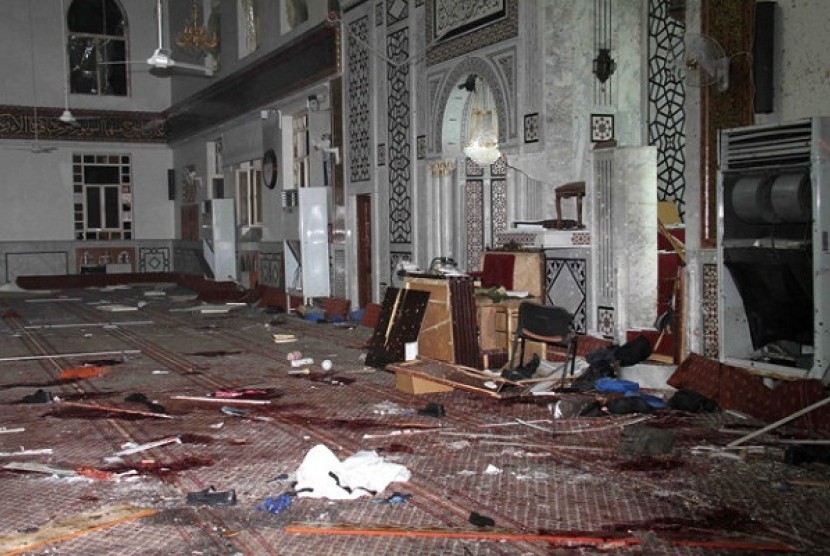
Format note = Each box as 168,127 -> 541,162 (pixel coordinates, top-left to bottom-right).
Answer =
753,1 -> 776,114
167,169 -> 176,200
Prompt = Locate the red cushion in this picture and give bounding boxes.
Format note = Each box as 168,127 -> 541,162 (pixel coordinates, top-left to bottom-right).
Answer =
480,253 -> 515,289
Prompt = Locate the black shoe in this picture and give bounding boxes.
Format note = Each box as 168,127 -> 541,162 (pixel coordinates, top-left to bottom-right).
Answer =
186,486 -> 237,506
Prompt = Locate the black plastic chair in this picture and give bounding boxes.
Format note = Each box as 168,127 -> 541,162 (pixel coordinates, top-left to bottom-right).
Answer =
508,302 -> 578,385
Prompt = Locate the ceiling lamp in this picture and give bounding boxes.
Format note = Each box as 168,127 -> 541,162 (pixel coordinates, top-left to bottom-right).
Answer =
176,0 -> 217,54
462,76 -> 501,166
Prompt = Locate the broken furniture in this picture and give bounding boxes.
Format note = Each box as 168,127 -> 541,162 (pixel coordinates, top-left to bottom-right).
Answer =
469,250 -> 544,297
365,287 -> 431,368
554,181 -> 586,229
402,275 -> 481,368
508,302 -> 578,382
472,250 -> 545,364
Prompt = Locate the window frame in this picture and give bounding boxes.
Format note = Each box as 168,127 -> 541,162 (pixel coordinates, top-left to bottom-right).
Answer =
73,153 -> 132,241
67,0 -> 129,97
235,160 -> 262,227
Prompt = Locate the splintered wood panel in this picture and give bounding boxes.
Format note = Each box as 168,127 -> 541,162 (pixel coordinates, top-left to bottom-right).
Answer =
365,288 -> 430,368
509,251 -> 544,298
449,278 -> 482,369
405,278 -> 454,362
388,359 -> 510,398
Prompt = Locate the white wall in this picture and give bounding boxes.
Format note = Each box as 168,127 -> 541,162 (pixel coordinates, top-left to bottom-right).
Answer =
756,0 -> 830,124
0,0 -> 170,112
0,143 -> 172,241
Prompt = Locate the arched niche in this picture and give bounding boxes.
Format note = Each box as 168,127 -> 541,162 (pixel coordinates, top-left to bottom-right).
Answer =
434,57 -> 509,159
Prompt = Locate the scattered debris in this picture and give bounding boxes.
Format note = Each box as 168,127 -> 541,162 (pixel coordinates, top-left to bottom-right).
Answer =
618,426 -> 675,456
0,504 -> 157,554
0,427 -> 25,434
124,393 -> 167,414
114,436 -> 182,456
185,486 -> 237,506
273,334 -> 297,344
291,358 -> 314,368
321,359 -> 333,371
417,403 -> 446,418
469,511 -> 496,527
20,389 -> 54,404
171,395 -> 270,405
256,493 -> 294,515
294,444 -> 411,500
0,350 -> 140,363
0,448 -> 53,457
59,366 -> 110,380
55,401 -> 175,420
2,462 -> 76,476
372,492 -> 411,505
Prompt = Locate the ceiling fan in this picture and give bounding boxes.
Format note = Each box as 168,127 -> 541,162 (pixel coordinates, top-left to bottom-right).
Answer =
105,0 -> 214,77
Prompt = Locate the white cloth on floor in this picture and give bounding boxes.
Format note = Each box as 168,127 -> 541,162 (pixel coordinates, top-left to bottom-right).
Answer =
294,443 -> 411,500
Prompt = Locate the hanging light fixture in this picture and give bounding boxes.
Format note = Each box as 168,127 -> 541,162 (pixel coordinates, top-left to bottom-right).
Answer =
176,0 -> 218,54
462,76 -> 501,166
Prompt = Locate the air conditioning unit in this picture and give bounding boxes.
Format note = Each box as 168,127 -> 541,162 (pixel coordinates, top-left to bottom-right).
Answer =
717,117 -> 829,382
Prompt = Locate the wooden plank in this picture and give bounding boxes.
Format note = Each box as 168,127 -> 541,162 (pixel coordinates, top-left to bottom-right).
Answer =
284,522 -> 640,547
0,504 -> 157,555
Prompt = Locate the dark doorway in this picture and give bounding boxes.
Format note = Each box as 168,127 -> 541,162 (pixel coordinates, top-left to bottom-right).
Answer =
357,194 -> 372,308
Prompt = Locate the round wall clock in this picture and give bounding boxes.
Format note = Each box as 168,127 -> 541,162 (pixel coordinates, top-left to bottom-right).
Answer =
263,148 -> 278,189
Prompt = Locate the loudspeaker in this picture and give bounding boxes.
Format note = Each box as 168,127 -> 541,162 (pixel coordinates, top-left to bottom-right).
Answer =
167,169 -> 176,200
753,1 -> 776,114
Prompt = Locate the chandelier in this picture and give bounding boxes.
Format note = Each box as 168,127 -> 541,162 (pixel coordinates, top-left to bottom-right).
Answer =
463,77 -> 501,166
176,0 -> 218,54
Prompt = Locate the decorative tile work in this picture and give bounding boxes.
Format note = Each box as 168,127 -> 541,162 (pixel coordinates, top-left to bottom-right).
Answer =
387,27 -> 412,244
647,0 -> 686,218
590,113 -> 614,142
465,157 -> 483,177
377,143 -> 386,166
434,0 -> 504,40
417,135 -> 426,159
332,249 -> 346,298
376,1 -> 384,26
490,178 -> 507,240
259,252 -> 283,288
597,305 -> 615,339
545,257 -> 588,334
415,0 -> 424,7
426,0 -> 518,66
138,247 -> 170,273
386,0 -> 408,26
524,113 -> 539,143
492,48 -> 516,105
702,263 -> 719,359
348,16 -> 371,183
490,155 -> 507,176
495,230 -> 536,247
465,180 -> 484,272
571,232 -> 591,246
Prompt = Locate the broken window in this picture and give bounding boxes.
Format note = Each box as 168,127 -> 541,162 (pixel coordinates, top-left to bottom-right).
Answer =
67,0 -> 128,96
73,154 -> 132,240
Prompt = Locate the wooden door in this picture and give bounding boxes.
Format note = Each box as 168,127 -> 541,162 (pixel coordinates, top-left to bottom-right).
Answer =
357,194 -> 372,308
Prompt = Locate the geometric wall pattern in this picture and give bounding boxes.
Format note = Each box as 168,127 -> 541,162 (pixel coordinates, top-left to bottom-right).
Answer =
348,16 -> 371,183
647,0 -> 687,219
465,179 -> 484,272
138,246 -> 170,273
425,0 -> 518,66
490,178 -> 508,240
702,263 -> 719,358
545,257 -> 587,334
387,27 -> 412,245
259,252 -> 283,289
387,0 -> 409,26
597,305 -> 615,339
